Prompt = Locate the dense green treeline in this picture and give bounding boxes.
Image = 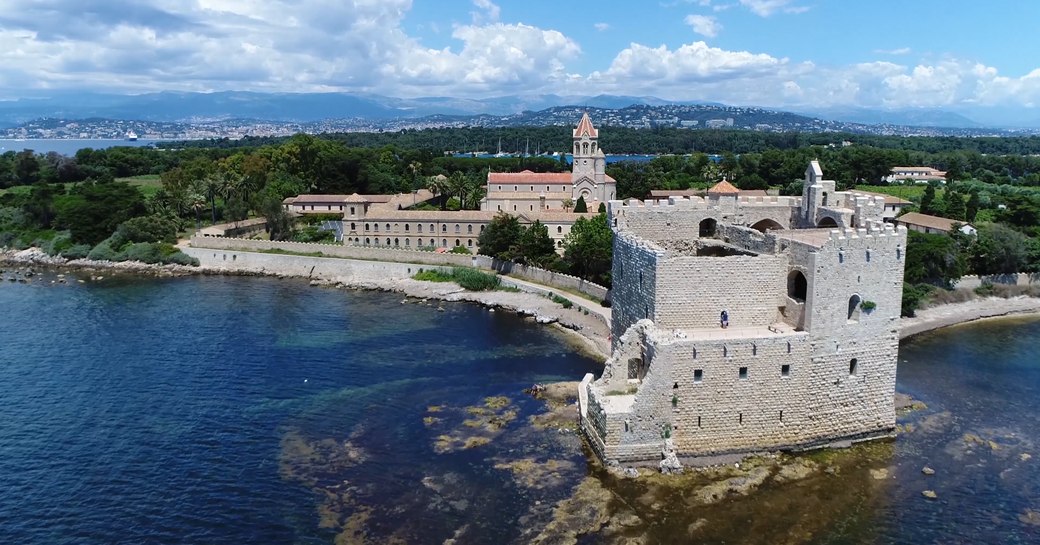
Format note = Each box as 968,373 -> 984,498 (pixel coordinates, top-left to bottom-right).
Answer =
4,128 -> 1040,295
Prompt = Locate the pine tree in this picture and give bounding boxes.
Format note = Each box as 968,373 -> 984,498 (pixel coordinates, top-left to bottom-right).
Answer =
920,184 -> 937,215
573,195 -> 588,213
966,192 -> 981,223
598,202 -> 606,213
945,189 -> 966,221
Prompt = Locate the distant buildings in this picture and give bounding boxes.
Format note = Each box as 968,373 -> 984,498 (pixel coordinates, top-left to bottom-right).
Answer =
894,212 -> 976,236
282,114 -> 615,252
885,166 -> 947,184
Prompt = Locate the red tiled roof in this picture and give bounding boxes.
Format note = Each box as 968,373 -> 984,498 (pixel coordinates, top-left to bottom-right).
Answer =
488,171 -> 573,184
707,180 -> 740,195
572,112 -> 598,138
290,194 -> 349,203
487,170 -> 616,184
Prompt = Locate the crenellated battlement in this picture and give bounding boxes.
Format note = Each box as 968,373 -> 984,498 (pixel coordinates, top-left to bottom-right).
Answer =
826,223 -> 906,249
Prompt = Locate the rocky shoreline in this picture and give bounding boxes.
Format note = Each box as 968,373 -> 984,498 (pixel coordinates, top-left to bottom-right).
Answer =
8,245 -> 1040,356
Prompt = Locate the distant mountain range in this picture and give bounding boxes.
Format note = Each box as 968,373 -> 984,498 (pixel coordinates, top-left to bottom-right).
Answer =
3,90 -> 1035,130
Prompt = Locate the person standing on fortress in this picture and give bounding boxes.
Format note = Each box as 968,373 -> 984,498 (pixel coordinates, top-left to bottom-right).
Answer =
720,310 -> 729,329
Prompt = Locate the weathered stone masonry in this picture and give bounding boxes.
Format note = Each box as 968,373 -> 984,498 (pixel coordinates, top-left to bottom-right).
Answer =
579,161 -> 907,464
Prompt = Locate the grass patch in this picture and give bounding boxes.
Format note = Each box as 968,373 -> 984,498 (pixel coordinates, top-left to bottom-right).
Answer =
117,175 -> 162,199
254,247 -> 326,258
854,184 -> 941,202
551,293 -> 574,309
411,267 -> 501,291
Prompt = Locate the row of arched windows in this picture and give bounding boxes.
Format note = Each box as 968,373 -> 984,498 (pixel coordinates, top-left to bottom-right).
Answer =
351,223 -> 484,234
348,238 -> 474,249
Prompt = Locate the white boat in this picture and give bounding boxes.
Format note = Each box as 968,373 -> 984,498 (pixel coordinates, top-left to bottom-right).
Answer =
126,130 -> 138,141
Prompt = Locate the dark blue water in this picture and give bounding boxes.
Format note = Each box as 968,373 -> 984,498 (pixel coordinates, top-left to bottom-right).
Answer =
3,273 -> 1040,544
0,274 -> 599,544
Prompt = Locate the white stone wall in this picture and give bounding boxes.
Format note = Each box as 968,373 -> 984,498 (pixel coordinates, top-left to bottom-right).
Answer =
610,233 -> 660,347
653,254 -> 787,329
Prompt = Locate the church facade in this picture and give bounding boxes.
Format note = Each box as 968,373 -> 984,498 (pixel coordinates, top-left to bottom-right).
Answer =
482,113 -> 617,213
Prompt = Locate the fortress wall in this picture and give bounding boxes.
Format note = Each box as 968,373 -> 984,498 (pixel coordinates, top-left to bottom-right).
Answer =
654,254 -> 787,329
190,236 -> 475,267
805,226 -> 906,339
183,246 -> 449,281
611,235 -> 660,346
803,337 -> 899,442
646,334 -> 817,455
739,204 -> 799,229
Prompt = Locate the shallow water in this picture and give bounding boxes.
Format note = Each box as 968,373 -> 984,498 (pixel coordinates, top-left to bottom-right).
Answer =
1,273 -> 1039,544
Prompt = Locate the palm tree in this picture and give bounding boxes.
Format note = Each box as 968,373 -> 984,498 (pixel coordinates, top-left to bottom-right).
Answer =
427,174 -> 449,210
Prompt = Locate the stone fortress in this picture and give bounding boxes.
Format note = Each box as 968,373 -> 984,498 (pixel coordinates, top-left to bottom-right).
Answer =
579,161 -> 908,465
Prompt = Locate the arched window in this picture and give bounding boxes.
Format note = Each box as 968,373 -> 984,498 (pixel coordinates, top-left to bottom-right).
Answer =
386,238 -> 391,246
467,225 -> 473,233
557,226 -> 562,234
418,224 -> 423,233
350,223 -> 356,230
467,239 -> 473,247
365,238 -> 370,245
365,223 -> 370,231
394,238 -> 399,246
386,223 -> 391,231
480,225 -> 485,232
405,224 -> 410,232
849,358 -> 858,376
822,192 -> 829,207
454,224 -> 460,233
405,239 -> 410,246
787,270 -> 808,302
442,225 -> 447,232
350,206 -> 355,215
442,239 -> 447,247
848,294 -> 862,321
455,239 -> 460,246
430,224 -> 434,232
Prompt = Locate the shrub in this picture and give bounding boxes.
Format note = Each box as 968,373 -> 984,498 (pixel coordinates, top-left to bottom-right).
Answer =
412,267 -> 501,291
449,245 -> 471,254
450,267 -> 500,291
413,269 -> 453,282
901,283 -> 935,317
296,213 -> 343,225
121,242 -> 164,264
61,244 -> 92,259
292,225 -> 336,243
87,239 -> 120,261
860,300 -> 877,312
163,251 -> 199,266
551,294 -> 574,309
113,215 -> 179,246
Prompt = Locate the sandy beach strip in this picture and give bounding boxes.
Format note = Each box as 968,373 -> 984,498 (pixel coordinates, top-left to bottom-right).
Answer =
899,296 -> 1040,340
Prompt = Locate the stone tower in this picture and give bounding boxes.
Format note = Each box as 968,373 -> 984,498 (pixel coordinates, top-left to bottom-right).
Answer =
571,113 -> 613,203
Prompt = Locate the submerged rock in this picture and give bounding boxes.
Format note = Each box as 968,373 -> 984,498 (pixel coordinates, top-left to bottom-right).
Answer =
922,490 -> 937,499
922,466 -> 935,475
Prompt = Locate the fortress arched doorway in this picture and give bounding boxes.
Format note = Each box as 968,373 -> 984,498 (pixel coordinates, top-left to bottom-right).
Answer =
699,218 -> 717,238
787,270 -> 807,301
750,218 -> 784,233
817,216 -> 839,228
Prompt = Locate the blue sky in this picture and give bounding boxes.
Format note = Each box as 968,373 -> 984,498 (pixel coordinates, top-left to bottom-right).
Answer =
1,0 -> 1038,119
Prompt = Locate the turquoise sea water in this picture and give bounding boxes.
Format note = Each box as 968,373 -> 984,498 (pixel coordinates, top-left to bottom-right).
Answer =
0,139 -> 164,155
1,273 -> 1039,544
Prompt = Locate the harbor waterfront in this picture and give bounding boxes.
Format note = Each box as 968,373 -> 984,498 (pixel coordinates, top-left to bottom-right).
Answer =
1,273 -> 1039,543
0,138 -> 166,155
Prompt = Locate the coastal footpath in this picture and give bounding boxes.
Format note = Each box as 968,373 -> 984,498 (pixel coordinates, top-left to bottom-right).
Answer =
5,245 -> 1040,353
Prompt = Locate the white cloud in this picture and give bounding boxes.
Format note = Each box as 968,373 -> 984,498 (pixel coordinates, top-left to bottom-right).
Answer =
739,0 -> 807,16
684,14 -> 722,38
470,0 -> 500,24
874,47 -> 912,56
594,22 -> 610,32
592,41 -> 786,89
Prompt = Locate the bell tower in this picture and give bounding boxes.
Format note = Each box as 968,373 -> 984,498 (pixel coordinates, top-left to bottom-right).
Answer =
571,112 -> 608,202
